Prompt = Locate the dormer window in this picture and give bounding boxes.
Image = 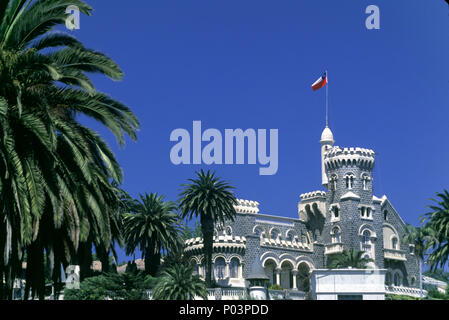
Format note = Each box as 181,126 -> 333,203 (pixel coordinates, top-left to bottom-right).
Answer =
344,173 -> 355,189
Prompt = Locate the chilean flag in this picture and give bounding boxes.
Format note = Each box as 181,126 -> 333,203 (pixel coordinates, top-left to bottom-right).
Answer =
311,72 -> 328,91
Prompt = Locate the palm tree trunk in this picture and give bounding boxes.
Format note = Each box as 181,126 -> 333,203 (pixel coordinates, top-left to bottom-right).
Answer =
201,216 -> 214,287
144,244 -> 161,277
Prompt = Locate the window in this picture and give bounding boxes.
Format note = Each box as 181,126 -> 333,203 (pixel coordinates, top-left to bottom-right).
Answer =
383,210 -> 388,221
230,258 -> 240,278
411,277 -> 416,286
271,229 -> 279,240
363,230 -> 371,245
362,174 -> 370,191
330,175 -> 338,191
191,260 -> 198,275
225,226 -> 232,236
332,227 -> 341,243
345,174 -> 355,189
392,237 -> 398,250
286,232 -> 294,242
333,206 -> 339,218
394,273 -> 401,286
338,295 -> 363,300
214,257 -> 226,280
360,206 -> 373,219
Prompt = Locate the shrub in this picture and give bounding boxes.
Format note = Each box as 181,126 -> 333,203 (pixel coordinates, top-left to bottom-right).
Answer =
268,284 -> 284,291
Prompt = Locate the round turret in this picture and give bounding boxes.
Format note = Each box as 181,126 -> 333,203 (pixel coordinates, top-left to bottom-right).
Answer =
320,126 -> 334,144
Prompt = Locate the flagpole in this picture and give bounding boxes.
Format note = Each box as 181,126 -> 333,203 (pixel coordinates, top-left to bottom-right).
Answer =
325,70 -> 328,127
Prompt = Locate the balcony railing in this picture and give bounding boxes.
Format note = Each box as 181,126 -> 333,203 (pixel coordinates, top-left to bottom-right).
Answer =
385,285 -> 427,298
384,248 -> 407,261
325,243 -> 344,255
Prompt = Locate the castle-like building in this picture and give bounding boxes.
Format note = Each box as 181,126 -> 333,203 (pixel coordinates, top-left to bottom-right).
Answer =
183,126 -> 419,293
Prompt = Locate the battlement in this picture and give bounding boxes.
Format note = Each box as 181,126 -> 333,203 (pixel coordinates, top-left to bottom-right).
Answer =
234,199 -> 260,214
300,191 -> 327,201
324,146 -> 375,170
184,236 -> 247,254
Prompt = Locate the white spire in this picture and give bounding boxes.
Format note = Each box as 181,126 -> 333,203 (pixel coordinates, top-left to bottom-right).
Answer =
320,126 -> 335,187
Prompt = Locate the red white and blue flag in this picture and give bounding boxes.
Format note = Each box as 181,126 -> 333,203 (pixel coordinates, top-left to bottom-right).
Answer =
311,71 -> 328,91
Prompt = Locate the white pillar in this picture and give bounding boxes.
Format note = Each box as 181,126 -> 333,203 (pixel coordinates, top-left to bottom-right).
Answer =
225,262 -> 230,279
275,268 -> 281,286
292,271 -> 298,290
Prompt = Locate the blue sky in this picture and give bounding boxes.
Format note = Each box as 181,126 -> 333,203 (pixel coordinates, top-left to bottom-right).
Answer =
70,1 -> 449,263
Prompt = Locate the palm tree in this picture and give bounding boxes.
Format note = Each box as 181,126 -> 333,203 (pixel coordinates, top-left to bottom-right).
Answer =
402,224 -> 435,298
152,264 -> 207,300
122,193 -> 181,276
422,190 -> 449,271
327,248 -> 374,269
0,0 -> 139,299
178,170 -> 237,287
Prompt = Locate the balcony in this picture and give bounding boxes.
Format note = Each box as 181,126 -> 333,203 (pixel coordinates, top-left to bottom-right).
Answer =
385,285 -> 427,298
384,248 -> 406,261
325,243 -> 344,255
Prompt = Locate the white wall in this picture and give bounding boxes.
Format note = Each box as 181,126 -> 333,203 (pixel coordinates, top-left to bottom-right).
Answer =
311,268 -> 387,300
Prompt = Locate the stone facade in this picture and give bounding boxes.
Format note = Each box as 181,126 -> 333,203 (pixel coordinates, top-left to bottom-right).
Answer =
183,126 -> 420,292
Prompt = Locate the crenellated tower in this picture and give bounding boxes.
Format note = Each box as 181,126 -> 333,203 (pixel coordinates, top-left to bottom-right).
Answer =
320,127 -> 383,268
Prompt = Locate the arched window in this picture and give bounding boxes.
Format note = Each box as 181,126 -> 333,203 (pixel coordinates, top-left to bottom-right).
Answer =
394,273 -> 401,286
214,257 -> 226,280
363,230 -> 371,245
271,229 -> 280,240
362,174 -> 370,191
332,227 -> 341,243
191,260 -> 198,275
345,174 -> 355,189
225,226 -> 232,236
411,277 -> 416,286
286,231 -> 294,242
385,272 -> 392,286
230,258 -> 240,278
383,210 -> 388,221
392,237 -> 398,250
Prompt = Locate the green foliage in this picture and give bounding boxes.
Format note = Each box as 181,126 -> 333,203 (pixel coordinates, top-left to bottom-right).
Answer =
327,248 -> 374,269
422,190 -> 449,270
64,272 -> 151,300
180,222 -> 193,242
427,288 -> 449,300
122,193 -> 181,276
152,264 -> 207,300
268,284 -> 284,291
193,220 -> 203,238
0,0 -> 138,299
178,169 -> 237,286
385,294 -> 422,300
